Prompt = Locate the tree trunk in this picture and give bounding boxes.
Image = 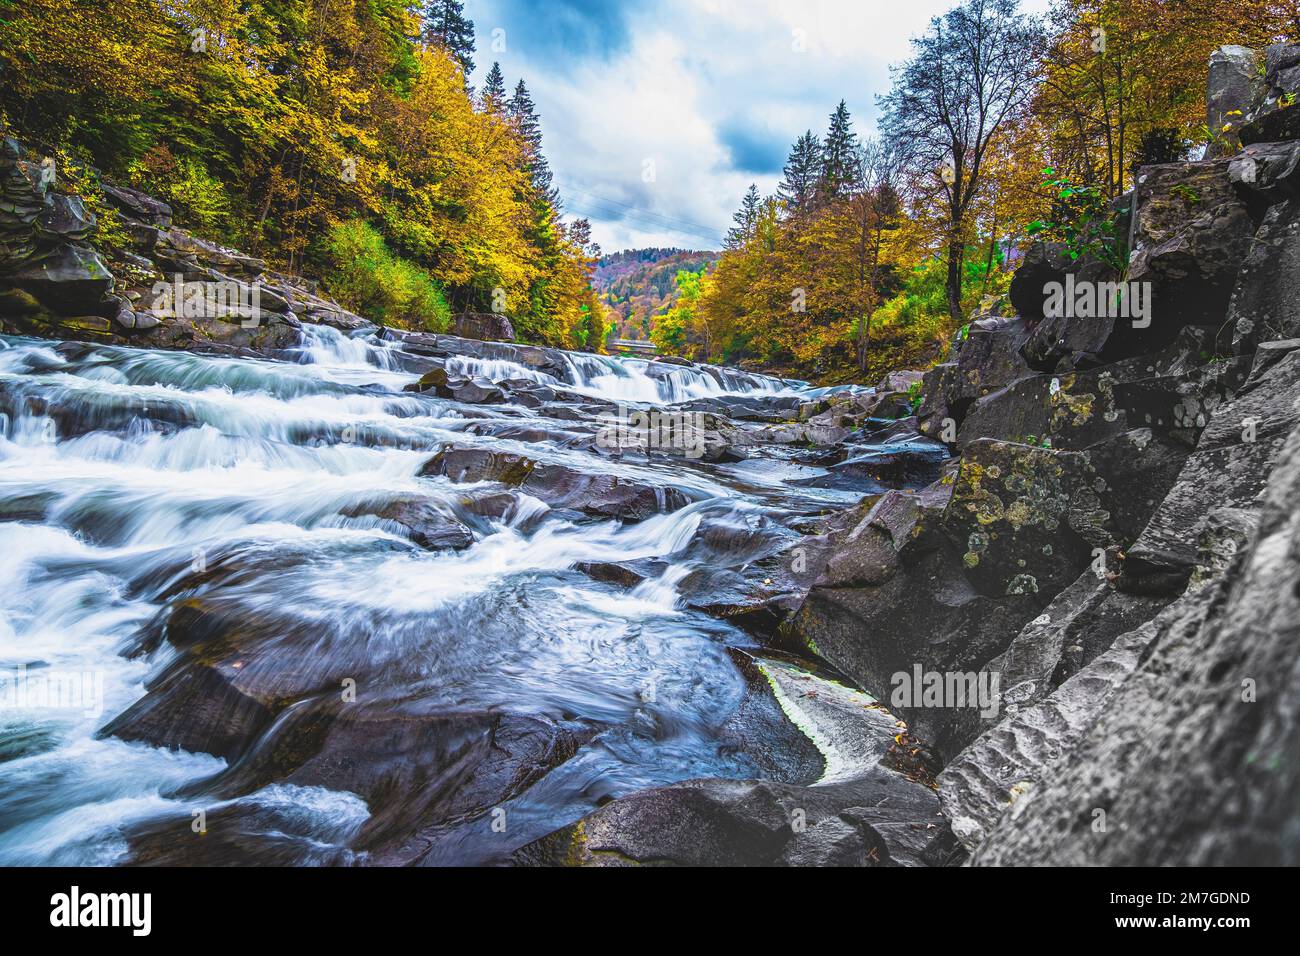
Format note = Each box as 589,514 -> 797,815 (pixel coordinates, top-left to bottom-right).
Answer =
946,236 -> 964,325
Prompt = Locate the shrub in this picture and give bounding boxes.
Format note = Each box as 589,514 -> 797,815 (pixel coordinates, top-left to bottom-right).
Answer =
323,219 -> 451,332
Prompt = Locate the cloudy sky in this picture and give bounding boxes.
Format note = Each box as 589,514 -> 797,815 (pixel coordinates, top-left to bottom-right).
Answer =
467,0 -> 1051,253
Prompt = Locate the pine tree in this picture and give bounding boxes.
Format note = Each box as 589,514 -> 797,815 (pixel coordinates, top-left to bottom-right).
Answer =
421,0 -> 476,78
726,184 -> 762,248
778,130 -> 821,217
508,79 -> 556,202
819,100 -> 862,203
481,62 -> 506,113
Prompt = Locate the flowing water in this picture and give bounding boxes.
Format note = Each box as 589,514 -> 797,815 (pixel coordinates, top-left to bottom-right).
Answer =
0,327 -> 860,865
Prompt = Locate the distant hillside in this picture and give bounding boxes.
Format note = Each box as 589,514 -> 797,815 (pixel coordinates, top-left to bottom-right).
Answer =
594,248 -> 718,342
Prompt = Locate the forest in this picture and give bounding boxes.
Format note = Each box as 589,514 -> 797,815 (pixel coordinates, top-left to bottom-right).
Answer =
0,0 -> 606,348
662,0 -> 1300,380
4,0 -> 1300,377
593,248 -> 717,343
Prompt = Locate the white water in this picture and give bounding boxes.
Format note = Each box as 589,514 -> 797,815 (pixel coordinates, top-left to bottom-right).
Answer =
0,328 -> 838,865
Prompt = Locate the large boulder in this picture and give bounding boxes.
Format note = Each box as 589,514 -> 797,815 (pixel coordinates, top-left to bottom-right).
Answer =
452,311 -> 515,341
1205,45 -> 1264,158
35,193 -> 95,242
1126,159 -> 1256,343
1227,196 -> 1300,354
125,699 -> 595,866
916,311 -> 1038,440
939,599 -> 1185,853
971,423 -> 1300,866
6,243 -> 113,310
100,182 -> 174,230
1239,44 -> 1300,145
1121,343 -> 1300,594
419,444 -> 691,521
406,368 -> 506,405
957,328 -> 1251,453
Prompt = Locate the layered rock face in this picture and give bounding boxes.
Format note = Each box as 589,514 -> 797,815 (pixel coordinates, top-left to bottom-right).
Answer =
780,44 -> 1300,866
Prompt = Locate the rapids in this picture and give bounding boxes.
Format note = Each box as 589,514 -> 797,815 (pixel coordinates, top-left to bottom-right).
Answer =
0,326 -> 862,865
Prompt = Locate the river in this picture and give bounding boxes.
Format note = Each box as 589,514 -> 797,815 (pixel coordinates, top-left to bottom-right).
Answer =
0,326 -> 880,865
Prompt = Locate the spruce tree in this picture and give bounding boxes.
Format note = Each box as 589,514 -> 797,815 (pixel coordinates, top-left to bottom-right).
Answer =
819,100 -> 862,202
778,130 -> 821,216
481,62 -> 507,113
508,79 -> 556,203
421,0 -> 476,78
726,184 -> 762,248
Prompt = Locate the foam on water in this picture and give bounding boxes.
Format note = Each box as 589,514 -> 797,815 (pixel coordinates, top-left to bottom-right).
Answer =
0,329 -> 827,864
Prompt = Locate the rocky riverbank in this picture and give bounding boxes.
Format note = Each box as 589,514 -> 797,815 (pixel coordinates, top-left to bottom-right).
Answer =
2,45 -> 1298,867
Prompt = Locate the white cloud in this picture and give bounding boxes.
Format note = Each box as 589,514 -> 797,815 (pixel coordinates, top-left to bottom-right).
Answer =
472,0 -> 1052,252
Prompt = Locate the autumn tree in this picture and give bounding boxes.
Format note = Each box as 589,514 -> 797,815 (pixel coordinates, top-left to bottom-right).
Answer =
0,0 -> 605,347
1034,0 -> 1296,197
880,0 -> 1042,323
847,140 -> 903,370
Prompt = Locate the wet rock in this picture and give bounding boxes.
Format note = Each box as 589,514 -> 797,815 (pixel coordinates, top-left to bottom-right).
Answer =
341,496 -> 475,550
514,661 -> 953,867
124,700 -> 594,866
498,379 -> 558,409
521,462 -> 691,521
420,444 -> 690,521
383,328 -> 571,380
99,598 -> 344,761
419,446 -> 537,485
444,377 -> 506,405
788,483 -> 1045,760
791,437 -> 950,493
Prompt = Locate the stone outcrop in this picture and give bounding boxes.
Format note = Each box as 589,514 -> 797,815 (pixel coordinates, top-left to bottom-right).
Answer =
884,44 -> 1300,865
452,311 -> 516,342
970,427 -> 1300,865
